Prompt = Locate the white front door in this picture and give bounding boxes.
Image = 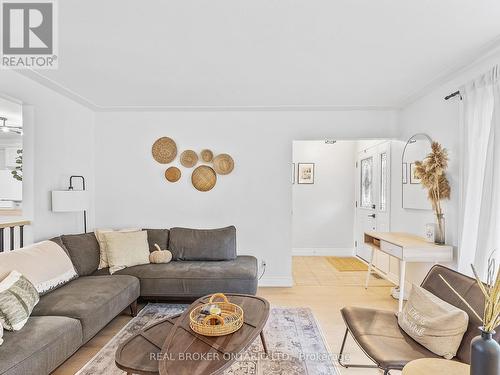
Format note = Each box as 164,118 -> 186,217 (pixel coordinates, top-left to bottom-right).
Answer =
355,142 -> 391,271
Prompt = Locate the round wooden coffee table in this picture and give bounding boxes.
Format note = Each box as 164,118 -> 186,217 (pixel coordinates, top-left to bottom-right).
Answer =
115,294 -> 270,375
402,358 -> 470,375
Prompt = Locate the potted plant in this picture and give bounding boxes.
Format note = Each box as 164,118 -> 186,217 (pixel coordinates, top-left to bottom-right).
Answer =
440,257 -> 500,375
11,149 -> 22,182
414,142 -> 450,244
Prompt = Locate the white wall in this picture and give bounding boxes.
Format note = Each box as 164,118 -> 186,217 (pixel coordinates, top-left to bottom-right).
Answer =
94,111 -> 397,285
292,140 -> 356,255
395,50 -> 500,284
0,70 -> 95,242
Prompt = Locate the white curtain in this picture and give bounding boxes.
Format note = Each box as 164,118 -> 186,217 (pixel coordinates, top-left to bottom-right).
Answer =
459,65 -> 500,279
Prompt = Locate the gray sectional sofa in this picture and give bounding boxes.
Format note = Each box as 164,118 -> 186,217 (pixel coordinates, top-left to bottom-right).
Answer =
0,226 -> 258,375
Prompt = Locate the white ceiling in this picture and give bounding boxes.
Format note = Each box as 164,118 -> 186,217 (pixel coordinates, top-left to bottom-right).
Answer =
29,0 -> 500,109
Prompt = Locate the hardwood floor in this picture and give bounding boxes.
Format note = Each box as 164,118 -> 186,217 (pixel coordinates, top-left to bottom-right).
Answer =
52,256 -> 397,375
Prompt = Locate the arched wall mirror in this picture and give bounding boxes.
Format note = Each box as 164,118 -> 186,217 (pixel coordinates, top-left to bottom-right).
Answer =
402,133 -> 432,210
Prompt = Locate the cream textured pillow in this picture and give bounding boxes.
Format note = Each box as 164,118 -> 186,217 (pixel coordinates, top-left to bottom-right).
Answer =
0,240 -> 78,295
103,231 -> 150,274
95,228 -> 140,269
398,284 -> 469,359
0,271 -> 40,330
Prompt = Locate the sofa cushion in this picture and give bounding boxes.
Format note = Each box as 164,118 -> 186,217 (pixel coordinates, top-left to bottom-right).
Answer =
95,255 -> 258,298
143,228 -> 169,252
0,240 -> 78,295
95,228 -> 140,269
103,231 -> 150,274
0,316 -> 82,375
32,275 -> 139,342
61,233 -> 100,276
341,306 -> 438,370
169,226 -> 236,260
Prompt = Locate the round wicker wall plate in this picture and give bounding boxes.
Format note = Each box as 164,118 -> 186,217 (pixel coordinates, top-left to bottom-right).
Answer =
192,166 -> 217,192
213,154 -> 234,175
200,149 -> 214,163
180,150 -> 198,168
165,167 -> 181,182
152,137 -> 177,164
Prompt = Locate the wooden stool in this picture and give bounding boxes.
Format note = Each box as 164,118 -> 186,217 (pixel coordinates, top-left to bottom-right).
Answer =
402,358 -> 470,375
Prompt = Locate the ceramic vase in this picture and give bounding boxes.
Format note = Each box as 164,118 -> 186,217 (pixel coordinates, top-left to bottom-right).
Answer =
470,327 -> 500,375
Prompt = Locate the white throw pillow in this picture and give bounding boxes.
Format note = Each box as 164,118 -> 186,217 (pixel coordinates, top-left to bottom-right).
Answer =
398,284 -> 469,359
0,271 -> 40,330
95,228 -> 140,269
0,240 -> 78,295
103,231 -> 150,274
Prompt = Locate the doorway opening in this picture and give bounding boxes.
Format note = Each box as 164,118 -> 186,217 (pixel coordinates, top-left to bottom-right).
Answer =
291,139 -> 399,287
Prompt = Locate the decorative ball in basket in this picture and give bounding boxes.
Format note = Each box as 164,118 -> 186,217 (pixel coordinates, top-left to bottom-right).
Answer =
189,293 -> 244,337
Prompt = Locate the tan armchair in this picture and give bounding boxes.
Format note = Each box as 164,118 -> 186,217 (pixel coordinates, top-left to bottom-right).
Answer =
338,265 -> 499,374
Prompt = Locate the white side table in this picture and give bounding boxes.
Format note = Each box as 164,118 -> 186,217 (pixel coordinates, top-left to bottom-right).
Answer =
364,231 -> 453,312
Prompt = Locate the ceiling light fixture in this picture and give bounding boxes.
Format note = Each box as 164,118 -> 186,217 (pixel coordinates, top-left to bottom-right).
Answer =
0,116 -> 23,135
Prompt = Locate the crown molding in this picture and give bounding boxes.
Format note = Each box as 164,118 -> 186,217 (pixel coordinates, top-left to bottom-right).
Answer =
0,92 -> 23,106
16,38 -> 500,113
16,69 -> 100,110
15,70 -> 398,112
398,36 -> 500,107
93,104 -> 397,112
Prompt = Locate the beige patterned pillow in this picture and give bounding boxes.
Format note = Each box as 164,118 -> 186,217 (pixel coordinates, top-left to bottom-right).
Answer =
0,271 -> 40,331
103,231 -> 150,274
95,228 -> 140,269
398,284 -> 468,359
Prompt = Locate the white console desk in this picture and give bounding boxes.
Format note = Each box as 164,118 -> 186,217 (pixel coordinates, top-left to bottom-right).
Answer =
364,231 -> 453,312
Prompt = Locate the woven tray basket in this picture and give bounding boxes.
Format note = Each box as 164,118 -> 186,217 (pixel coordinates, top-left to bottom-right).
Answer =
189,293 -> 244,336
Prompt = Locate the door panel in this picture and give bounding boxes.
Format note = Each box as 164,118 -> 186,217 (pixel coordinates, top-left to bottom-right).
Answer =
355,141 -> 391,266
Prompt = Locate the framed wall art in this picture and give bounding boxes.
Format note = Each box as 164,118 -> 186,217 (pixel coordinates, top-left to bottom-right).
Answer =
410,162 -> 421,184
298,163 -> 314,184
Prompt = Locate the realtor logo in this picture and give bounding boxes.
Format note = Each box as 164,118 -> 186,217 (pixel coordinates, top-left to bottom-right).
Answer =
1,0 -> 58,68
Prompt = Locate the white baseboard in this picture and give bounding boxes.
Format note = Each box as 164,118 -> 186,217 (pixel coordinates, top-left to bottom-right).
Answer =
292,247 -> 354,256
258,276 -> 294,287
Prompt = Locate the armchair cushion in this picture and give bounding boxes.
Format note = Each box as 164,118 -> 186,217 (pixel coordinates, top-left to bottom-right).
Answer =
341,306 -> 439,370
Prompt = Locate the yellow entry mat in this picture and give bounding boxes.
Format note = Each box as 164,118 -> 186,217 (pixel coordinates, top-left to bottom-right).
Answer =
326,257 -> 368,272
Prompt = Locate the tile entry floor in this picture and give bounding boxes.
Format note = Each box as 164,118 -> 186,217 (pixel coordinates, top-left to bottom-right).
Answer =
52,257 -> 397,375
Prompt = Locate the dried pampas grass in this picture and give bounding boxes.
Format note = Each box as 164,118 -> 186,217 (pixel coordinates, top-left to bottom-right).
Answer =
414,142 -> 450,217
440,255 -> 500,333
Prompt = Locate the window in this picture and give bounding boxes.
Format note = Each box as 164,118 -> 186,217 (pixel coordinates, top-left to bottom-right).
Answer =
380,152 -> 388,211
360,157 -> 373,208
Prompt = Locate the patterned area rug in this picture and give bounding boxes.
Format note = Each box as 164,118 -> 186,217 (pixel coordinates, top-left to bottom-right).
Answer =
76,303 -> 339,375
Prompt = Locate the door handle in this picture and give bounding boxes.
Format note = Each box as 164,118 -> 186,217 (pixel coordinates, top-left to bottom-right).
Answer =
368,214 -> 376,218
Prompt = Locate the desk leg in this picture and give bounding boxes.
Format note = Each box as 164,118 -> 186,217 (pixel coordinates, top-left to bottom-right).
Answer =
398,260 -> 406,312
365,247 -> 375,289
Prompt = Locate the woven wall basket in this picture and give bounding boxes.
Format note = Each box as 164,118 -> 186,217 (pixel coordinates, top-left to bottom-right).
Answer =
180,150 -> 198,168
152,137 -> 177,164
213,154 -> 234,175
165,167 -> 181,182
192,166 -> 217,192
200,149 -> 214,163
